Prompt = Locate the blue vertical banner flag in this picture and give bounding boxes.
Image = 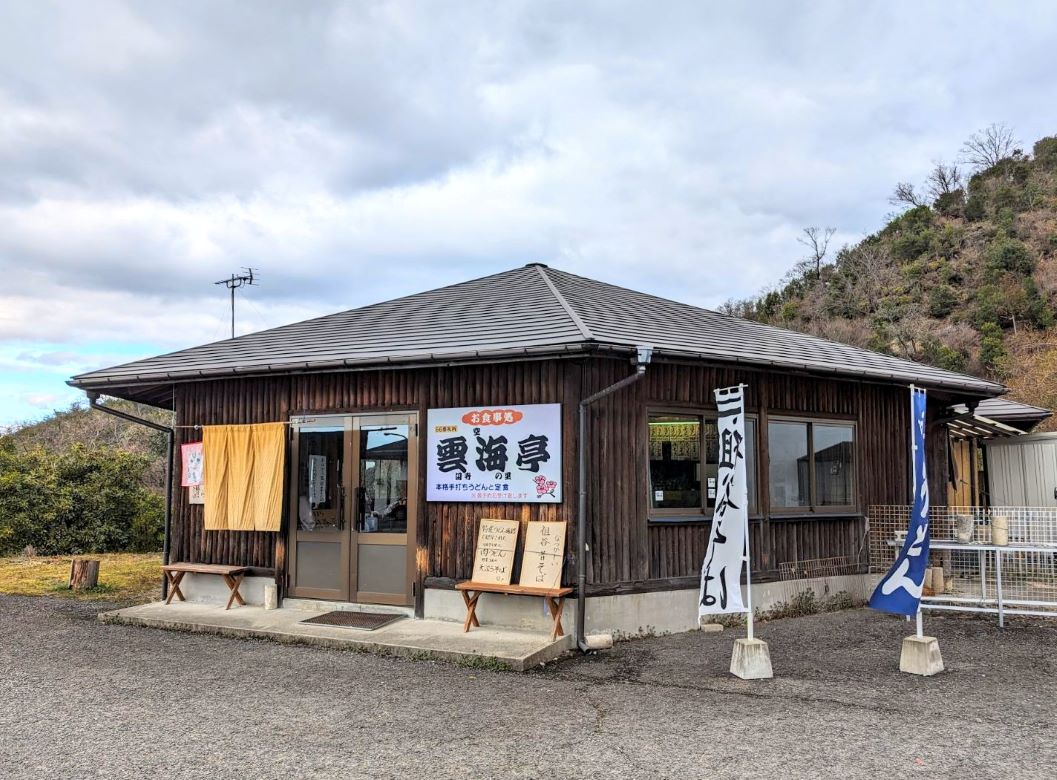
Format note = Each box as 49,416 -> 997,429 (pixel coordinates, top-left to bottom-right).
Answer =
869,386 -> 931,616
699,385 -> 749,617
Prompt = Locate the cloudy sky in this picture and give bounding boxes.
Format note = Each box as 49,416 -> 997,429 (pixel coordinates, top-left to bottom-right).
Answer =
2,1 -> 1056,426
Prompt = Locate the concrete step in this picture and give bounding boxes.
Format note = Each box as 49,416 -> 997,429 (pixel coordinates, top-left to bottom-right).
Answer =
281,598 -> 415,618
100,602 -> 573,672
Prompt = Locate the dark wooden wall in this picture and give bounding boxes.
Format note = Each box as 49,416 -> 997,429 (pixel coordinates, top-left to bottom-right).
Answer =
580,358 -> 923,594
169,354 -> 933,599
170,362 -> 581,606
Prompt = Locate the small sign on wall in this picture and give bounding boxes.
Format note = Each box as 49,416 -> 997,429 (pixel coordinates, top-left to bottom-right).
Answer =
188,484 -> 205,505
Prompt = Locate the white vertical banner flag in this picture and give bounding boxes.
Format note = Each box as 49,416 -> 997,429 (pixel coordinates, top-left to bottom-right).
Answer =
699,385 -> 750,616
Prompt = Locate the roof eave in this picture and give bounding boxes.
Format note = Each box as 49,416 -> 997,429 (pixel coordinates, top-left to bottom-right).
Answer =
591,343 -> 1006,397
67,342 -> 600,391
68,339 -> 1006,399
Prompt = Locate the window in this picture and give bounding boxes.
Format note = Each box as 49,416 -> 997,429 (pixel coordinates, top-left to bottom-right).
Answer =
648,415 -> 701,511
648,411 -> 758,519
768,418 -> 856,512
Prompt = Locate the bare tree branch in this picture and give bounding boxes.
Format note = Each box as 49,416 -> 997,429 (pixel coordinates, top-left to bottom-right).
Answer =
926,160 -> 962,201
960,123 -> 1020,170
890,181 -> 926,208
797,226 -> 837,280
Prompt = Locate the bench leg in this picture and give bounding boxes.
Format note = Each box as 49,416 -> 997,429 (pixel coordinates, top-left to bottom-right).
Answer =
223,573 -> 246,610
547,596 -> 566,641
461,590 -> 481,632
164,571 -> 186,605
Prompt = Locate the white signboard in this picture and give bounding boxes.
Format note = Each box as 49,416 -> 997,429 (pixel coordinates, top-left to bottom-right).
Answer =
426,403 -> 562,503
699,386 -> 749,616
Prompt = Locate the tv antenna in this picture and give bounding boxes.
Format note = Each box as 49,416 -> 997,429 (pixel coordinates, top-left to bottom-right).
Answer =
214,267 -> 258,339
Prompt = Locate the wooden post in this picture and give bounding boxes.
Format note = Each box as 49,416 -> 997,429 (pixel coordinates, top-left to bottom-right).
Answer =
69,559 -> 100,591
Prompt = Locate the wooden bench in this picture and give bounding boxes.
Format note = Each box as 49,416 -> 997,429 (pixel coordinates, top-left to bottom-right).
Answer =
455,581 -> 573,641
162,563 -> 250,610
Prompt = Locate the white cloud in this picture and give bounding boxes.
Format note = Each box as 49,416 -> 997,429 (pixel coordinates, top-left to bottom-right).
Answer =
2,0 -> 1057,425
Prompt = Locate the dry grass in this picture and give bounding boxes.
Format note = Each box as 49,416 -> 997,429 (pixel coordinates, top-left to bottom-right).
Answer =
0,552 -> 161,603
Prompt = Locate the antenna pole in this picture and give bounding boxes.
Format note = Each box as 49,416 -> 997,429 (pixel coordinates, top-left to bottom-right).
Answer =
214,268 -> 258,339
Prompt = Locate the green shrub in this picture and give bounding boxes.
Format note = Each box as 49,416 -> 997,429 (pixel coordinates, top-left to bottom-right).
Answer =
1023,278 -> 1054,328
933,189 -> 964,217
994,208 -> 1018,237
0,444 -> 163,556
986,237 -> 1035,275
928,285 -> 957,317
921,338 -> 967,372
979,322 -> 1007,374
892,230 -> 934,262
972,284 -> 1003,328
1033,136 -> 1057,171
964,193 -> 987,221
992,186 -> 1025,213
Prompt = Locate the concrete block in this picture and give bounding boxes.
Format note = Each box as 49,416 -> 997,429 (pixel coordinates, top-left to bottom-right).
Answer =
730,637 -> 773,680
583,633 -> 614,651
900,635 -> 944,676
699,621 -> 724,633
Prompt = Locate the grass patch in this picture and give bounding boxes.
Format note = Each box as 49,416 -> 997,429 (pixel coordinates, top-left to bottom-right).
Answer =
0,552 -> 162,603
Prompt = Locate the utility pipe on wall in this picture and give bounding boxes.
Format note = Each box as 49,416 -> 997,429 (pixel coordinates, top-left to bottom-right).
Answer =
86,392 -> 175,598
576,345 -> 653,652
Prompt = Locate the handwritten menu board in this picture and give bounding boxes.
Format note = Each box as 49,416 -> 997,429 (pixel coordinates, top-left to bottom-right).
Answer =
471,518 -> 520,585
518,521 -> 566,589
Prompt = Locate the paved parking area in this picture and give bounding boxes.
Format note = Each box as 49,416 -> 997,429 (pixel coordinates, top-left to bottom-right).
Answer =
2,595 -> 1055,779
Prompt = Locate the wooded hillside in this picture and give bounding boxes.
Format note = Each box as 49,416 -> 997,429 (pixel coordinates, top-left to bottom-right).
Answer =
725,126 -> 1057,426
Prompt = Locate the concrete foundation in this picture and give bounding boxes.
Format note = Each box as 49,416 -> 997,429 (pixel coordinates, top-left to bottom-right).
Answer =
424,572 -> 877,639
176,573 -> 273,606
899,635 -> 945,676
730,637 -> 773,679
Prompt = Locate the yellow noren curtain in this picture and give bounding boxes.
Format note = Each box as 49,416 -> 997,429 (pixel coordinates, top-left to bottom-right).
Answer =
202,422 -> 287,532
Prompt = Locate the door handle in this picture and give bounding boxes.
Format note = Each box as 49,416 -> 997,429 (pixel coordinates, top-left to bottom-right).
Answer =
338,485 -> 347,530
356,486 -> 367,531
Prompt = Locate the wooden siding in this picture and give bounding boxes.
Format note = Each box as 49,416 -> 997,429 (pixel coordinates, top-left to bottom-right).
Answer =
169,354 -> 931,599
580,358 -> 922,592
171,362 -> 581,609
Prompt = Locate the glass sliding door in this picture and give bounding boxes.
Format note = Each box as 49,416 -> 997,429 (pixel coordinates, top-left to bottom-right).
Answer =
352,415 -> 418,606
288,419 -> 352,600
288,412 -> 418,606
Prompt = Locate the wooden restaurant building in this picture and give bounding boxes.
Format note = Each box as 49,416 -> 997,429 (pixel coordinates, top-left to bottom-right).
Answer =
69,264 -> 1005,639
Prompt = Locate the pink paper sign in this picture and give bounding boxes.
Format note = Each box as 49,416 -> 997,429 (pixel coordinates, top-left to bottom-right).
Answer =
181,442 -> 204,487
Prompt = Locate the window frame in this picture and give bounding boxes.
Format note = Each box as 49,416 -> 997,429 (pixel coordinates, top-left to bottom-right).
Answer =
646,405 -> 760,525
766,414 -> 858,515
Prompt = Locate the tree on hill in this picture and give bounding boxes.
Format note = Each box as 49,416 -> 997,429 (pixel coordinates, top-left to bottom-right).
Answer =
735,125 -> 1057,429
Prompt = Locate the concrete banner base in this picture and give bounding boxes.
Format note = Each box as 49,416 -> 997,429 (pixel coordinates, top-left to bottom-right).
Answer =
899,635 -> 945,676
730,637 -> 773,679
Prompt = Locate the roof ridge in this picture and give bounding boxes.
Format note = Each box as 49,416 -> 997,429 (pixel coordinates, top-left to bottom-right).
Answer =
534,264 -> 594,341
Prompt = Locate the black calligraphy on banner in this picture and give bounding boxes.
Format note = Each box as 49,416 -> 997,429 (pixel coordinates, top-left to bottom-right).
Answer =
699,386 -> 750,616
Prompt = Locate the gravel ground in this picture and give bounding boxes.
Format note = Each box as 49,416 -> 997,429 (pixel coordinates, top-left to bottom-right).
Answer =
2,596 -> 1055,779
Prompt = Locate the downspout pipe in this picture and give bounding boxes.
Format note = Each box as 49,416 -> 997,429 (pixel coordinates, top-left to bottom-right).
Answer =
86,391 -> 175,598
576,345 -> 653,652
